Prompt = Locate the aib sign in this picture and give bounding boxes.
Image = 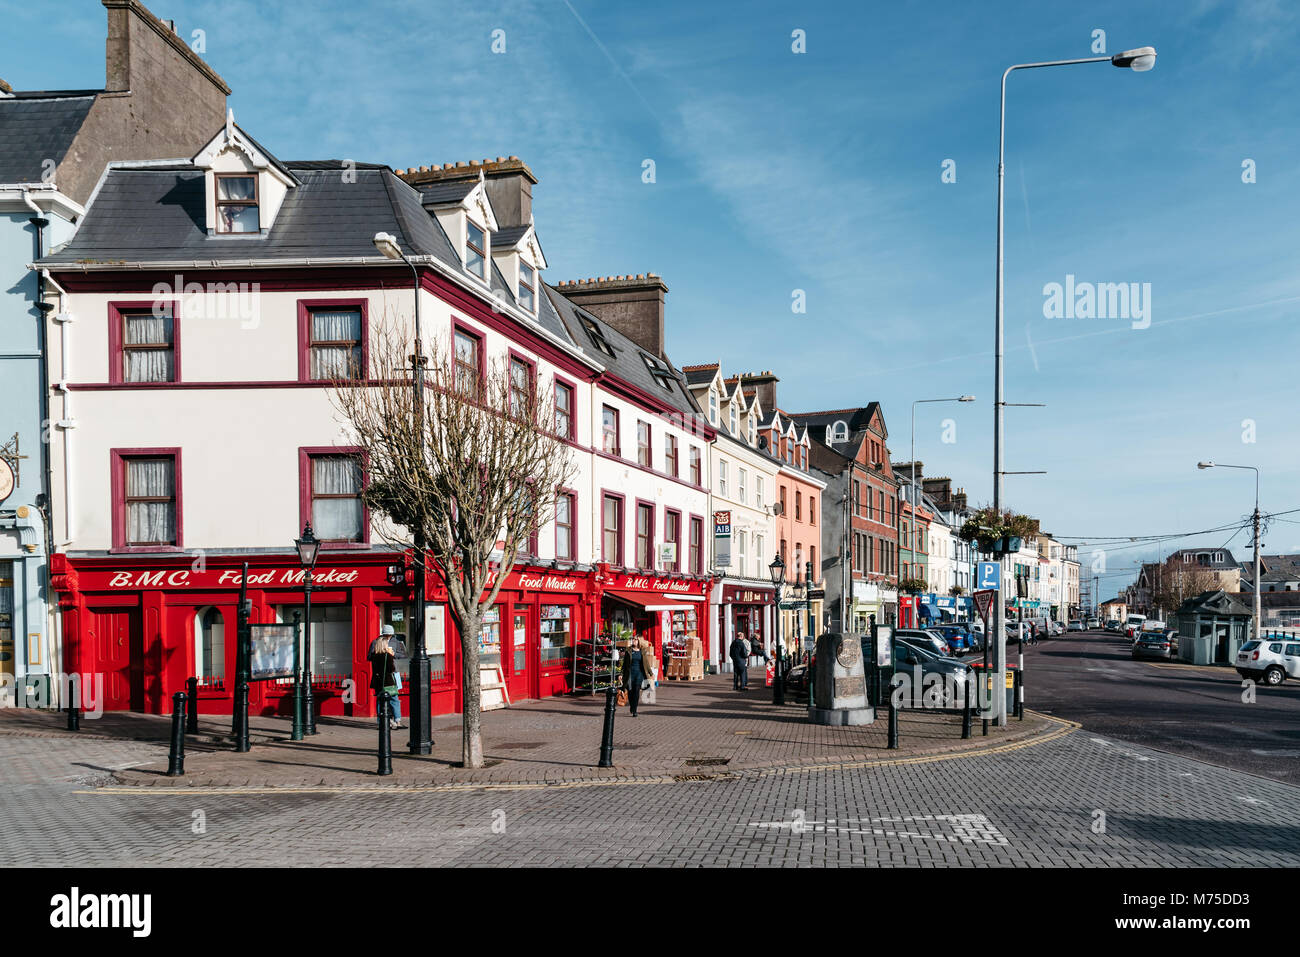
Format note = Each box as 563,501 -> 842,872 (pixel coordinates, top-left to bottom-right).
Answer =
713,510 -> 732,568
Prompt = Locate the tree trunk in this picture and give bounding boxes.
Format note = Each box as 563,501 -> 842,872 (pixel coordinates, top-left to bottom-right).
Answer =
460,606 -> 484,768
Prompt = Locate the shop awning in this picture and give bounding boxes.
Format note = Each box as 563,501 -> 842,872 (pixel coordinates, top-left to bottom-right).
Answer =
604,589 -> 703,612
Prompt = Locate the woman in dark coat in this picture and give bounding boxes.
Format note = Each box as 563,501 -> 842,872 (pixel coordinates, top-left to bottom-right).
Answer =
620,635 -> 653,717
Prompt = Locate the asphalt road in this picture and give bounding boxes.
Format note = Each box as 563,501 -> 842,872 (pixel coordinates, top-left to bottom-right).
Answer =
1016,629 -> 1300,786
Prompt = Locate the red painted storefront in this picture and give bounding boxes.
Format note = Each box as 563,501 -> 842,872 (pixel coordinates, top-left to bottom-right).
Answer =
49,552 -> 711,716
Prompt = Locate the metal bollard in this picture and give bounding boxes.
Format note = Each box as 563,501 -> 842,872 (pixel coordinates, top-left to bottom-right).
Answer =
166,692 -> 187,776
1016,669 -> 1024,720
962,674 -> 972,739
377,692 -> 393,776
235,681 -> 250,753
887,698 -> 899,750
981,671 -> 989,737
185,677 -> 199,734
597,684 -> 617,768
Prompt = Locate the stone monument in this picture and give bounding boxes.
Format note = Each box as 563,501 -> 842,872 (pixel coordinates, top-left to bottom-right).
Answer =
809,632 -> 875,726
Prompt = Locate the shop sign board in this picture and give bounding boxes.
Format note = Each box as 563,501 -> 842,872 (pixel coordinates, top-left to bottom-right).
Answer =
713,511 -> 731,568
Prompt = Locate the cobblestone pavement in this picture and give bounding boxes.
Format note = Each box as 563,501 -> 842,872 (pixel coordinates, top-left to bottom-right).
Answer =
4,725 -> 1299,867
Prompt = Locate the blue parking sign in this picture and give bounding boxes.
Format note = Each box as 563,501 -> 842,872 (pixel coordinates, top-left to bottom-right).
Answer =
977,562 -> 1001,590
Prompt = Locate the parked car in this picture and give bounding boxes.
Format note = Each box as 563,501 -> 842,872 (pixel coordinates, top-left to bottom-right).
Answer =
894,629 -> 951,658
930,624 -> 975,653
1235,638 -> 1300,686
1105,620 -> 1122,633
1135,620 -> 1167,645
1087,617 -> 1100,629
1068,620 -> 1085,632
1132,632 -> 1175,660
890,640 -> 971,709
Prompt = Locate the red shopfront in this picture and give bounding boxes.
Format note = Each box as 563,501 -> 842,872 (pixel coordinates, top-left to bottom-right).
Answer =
594,569 -> 711,666
49,552 -> 604,717
720,583 -> 773,655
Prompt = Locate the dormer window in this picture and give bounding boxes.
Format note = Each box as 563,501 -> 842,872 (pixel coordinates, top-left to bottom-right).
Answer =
518,262 -> 536,312
709,390 -> 718,425
215,174 -> 259,233
641,353 -> 675,391
581,316 -> 616,358
730,404 -> 738,435
466,221 -> 487,279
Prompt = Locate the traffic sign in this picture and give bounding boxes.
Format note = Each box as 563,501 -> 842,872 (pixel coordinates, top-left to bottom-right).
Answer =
977,562 -> 1001,590
973,589 -> 996,623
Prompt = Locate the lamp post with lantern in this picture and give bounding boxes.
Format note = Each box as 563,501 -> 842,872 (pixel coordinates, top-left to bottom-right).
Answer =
769,554 -> 786,705
295,522 -> 321,736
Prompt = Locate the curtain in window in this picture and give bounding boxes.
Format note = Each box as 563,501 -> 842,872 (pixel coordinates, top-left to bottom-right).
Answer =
124,315 -> 174,382
126,458 -> 175,543
310,311 -> 362,379
217,177 -> 255,200
312,457 -> 363,540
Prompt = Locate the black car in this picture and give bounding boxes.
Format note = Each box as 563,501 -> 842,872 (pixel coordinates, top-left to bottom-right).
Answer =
889,641 -> 971,709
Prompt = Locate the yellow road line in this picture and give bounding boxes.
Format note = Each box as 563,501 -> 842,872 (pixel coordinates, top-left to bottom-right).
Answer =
74,717 -> 1078,796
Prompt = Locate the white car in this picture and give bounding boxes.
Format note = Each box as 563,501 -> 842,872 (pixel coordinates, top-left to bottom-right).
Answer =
1236,638 -> 1300,686
1087,617 -> 1100,629
1068,620 -> 1085,632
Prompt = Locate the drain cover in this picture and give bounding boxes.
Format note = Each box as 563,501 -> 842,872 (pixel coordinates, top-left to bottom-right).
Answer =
684,757 -> 730,767
493,742 -> 544,750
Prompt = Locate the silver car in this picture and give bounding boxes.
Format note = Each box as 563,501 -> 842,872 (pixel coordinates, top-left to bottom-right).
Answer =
1236,638 -> 1300,686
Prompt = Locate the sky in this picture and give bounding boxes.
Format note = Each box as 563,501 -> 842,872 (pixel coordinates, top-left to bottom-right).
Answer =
4,0 -> 1298,599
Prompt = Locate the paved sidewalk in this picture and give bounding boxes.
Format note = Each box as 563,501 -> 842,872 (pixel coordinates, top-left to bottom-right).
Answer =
0,671 -> 1057,788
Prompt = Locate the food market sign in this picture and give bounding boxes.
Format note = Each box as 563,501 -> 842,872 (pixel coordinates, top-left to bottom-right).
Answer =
72,564 -> 394,591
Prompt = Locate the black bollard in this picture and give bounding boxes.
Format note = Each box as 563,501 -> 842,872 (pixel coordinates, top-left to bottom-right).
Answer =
185,677 -> 199,734
235,681 -> 250,753
962,674 -> 972,739
1016,669 -> 1024,720
597,684 -> 617,767
981,669 -> 989,736
377,692 -> 393,776
887,697 -> 899,750
166,692 -> 187,776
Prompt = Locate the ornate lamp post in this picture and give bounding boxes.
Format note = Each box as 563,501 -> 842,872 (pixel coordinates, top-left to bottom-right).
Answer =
769,554 -> 786,705
295,522 -> 321,735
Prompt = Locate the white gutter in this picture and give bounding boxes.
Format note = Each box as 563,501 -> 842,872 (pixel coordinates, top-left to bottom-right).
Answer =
0,183 -> 84,220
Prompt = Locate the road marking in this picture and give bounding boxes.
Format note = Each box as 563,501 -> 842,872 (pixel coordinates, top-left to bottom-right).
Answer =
750,813 -> 1010,846
1090,737 -> 1152,761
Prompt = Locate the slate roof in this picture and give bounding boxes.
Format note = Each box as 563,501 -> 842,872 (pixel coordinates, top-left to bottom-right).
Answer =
543,284 -> 700,417
0,94 -> 96,183
419,181 -> 477,206
683,364 -> 719,387
494,225 -> 531,247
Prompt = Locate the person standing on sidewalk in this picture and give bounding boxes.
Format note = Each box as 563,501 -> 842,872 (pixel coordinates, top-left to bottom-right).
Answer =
730,632 -> 750,689
368,625 -> 403,730
620,634 -> 652,716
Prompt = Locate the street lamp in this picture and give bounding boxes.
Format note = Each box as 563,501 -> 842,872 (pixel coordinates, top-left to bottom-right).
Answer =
992,46 -> 1155,725
295,522 -> 320,735
373,231 -> 432,755
770,554 -> 786,705
805,559 -> 816,651
1197,462 -> 1260,643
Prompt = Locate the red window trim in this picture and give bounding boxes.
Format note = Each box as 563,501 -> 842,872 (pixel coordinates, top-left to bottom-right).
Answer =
299,446 -> 370,547
507,348 -> 537,417
600,404 -> 621,457
554,487 -> 578,562
688,513 -> 705,576
636,419 -> 652,469
600,490 -> 625,566
450,318 -> 487,394
663,508 -> 682,572
552,374 -> 577,442
110,447 -> 183,552
297,298 -> 369,382
664,433 -> 679,479
108,300 -> 182,385
689,445 -> 702,486
634,499 -> 656,571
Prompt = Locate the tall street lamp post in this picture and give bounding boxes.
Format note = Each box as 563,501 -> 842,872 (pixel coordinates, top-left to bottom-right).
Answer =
1198,462 -> 1261,642
373,231 -> 432,755
993,45 -> 1156,725
295,522 -> 320,735
770,554 -> 786,705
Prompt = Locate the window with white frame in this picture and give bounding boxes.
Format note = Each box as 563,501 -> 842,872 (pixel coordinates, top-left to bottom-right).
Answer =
719,459 -> 728,497
738,468 -> 747,504
518,261 -> 536,311
757,476 -> 764,509
466,221 -> 487,279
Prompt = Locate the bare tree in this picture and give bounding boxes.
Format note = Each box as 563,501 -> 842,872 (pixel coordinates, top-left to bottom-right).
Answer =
1149,559 -> 1221,619
332,322 -> 576,767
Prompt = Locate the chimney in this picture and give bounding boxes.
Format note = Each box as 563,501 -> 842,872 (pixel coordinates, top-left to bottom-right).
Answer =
554,274 -> 669,358
103,1 -> 230,98
396,156 -> 537,228
737,371 -> 779,412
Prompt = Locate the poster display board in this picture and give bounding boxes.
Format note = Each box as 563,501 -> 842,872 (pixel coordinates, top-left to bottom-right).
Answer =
249,623 -> 296,681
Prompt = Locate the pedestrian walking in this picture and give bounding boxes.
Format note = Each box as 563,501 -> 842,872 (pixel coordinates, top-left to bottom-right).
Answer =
368,625 -> 403,730
620,634 -> 653,716
730,632 -> 750,689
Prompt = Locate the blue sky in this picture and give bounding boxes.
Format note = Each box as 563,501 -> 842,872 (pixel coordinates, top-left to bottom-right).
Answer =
5,0 -> 1298,597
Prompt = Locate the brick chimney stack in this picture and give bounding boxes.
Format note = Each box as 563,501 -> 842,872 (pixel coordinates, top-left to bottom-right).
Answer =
396,156 -> 537,228
737,371 -> 779,412
553,274 -> 669,359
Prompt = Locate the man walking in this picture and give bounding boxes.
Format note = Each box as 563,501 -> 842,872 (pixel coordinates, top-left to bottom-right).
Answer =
730,631 -> 750,690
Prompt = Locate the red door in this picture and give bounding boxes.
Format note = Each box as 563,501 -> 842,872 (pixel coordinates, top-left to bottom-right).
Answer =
504,609 -> 532,701
93,608 -> 143,711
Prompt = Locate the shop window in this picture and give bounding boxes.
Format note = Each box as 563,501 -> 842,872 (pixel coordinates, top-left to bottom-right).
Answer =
277,603 -> 352,679
541,604 -> 572,663
195,606 -> 225,681
478,605 -> 502,666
